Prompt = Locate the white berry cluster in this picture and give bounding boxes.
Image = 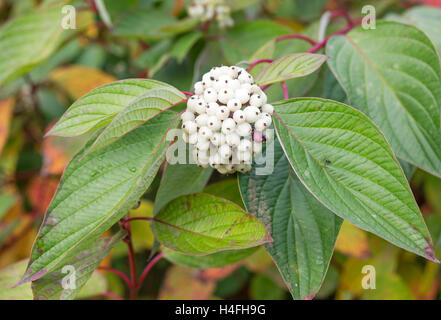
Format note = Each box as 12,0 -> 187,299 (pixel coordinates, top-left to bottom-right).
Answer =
181,66 -> 274,174
187,0 -> 234,29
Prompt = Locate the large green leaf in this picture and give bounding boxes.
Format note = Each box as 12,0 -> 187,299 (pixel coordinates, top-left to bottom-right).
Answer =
32,230 -> 125,300
86,86 -> 185,154
255,53 -> 327,86
274,97 -> 437,262
20,111 -> 179,284
326,21 -> 441,178
48,79 -> 176,137
239,138 -> 341,299
387,6 -> 441,55
152,194 -> 272,256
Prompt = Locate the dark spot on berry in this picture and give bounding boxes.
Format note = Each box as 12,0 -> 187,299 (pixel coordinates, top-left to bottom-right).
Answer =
210,77 -> 214,81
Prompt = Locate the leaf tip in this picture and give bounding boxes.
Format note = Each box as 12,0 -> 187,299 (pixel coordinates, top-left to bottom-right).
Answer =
424,244 -> 440,263
16,268 -> 48,287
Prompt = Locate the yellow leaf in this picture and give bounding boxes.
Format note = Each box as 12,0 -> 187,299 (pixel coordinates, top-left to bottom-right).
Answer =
0,97 -> 14,155
130,200 -> 155,252
50,65 -> 116,99
335,221 -> 371,259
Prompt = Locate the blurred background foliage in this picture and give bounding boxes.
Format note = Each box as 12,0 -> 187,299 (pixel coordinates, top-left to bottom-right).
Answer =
1,0 -> 441,300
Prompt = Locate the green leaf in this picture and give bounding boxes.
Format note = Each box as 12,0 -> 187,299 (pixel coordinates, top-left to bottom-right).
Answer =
239,138 -> 341,299
86,86 -> 185,154
255,53 -> 327,86
221,21 -> 291,64
152,194 -> 272,255
163,247 -> 258,269
326,21 -> 441,178
20,111 -> 179,284
204,179 -> 244,209
48,79 -> 175,137
170,31 -> 203,63
155,162 -> 213,215
32,230 -> 125,300
0,3 -> 93,85
274,97 -> 437,262
159,18 -> 200,35
112,9 -> 175,40
388,6 -> 441,55
0,6 -> 65,85
0,260 -> 33,300
136,40 -> 172,69
249,40 -> 276,62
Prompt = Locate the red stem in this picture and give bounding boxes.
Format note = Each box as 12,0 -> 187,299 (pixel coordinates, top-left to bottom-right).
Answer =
307,24 -> 353,53
330,10 -> 355,27
98,266 -> 132,289
247,59 -> 273,72
275,34 -> 316,45
281,82 -> 289,100
122,217 -> 138,300
181,91 -> 195,96
137,252 -> 164,291
100,292 -> 124,300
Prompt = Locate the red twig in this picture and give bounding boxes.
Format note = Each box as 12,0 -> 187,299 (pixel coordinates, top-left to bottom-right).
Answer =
181,91 -> 195,96
275,34 -> 316,46
247,59 -> 273,72
121,215 -> 138,300
137,252 -> 164,291
307,24 -> 353,53
98,267 -> 132,289
281,82 -> 289,100
330,10 -> 355,27
100,292 -> 124,300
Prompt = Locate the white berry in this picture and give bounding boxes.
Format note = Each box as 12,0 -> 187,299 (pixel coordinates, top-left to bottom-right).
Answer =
236,122 -> 252,136
262,104 -> 274,115
244,106 -> 260,123
183,121 -> 197,134
194,81 -> 204,95
233,110 -> 246,124
181,111 -> 195,122
227,98 -> 241,112
222,118 -> 236,134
